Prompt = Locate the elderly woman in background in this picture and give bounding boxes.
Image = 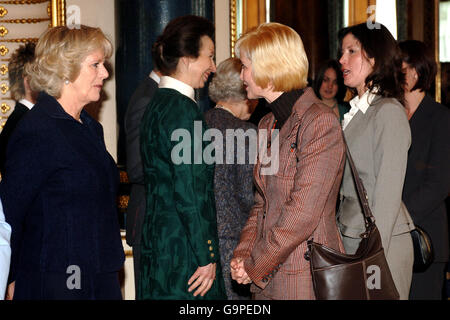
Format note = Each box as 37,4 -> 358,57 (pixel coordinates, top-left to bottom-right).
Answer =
399,40 -> 450,300
230,23 -> 345,300
313,59 -> 350,123
138,15 -> 225,300
204,57 -> 257,300
0,25 -> 124,300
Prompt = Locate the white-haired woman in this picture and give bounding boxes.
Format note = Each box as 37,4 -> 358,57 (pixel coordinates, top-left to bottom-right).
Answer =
0,25 -> 124,300
204,57 -> 257,300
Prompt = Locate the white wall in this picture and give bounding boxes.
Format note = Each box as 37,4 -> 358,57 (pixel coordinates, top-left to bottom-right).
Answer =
215,0 -> 231,65
66,0 -> 118,161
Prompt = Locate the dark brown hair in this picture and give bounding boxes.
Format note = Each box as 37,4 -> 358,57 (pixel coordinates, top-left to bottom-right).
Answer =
9,42 -> 35,100
399,40 -> 437,92
152,15 -> 214,76
313,59 -> 346,103
338,23 -> 405,104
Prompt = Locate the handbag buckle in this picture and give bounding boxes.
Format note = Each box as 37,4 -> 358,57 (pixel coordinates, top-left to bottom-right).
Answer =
360,231 -> 369,239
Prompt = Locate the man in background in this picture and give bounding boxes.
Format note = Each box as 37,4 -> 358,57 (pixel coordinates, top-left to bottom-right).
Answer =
124,64 -> 161,295
0,42 -> 37,174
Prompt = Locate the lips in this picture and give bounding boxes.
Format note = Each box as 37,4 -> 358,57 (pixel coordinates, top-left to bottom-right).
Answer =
342,69 -> 350,78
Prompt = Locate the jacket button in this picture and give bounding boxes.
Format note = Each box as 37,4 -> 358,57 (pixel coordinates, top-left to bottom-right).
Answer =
207,240 -> 212,244
210,253 -> 215,258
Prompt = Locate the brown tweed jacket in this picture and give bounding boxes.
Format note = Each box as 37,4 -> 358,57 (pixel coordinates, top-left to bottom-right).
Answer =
233,88 -> 346,300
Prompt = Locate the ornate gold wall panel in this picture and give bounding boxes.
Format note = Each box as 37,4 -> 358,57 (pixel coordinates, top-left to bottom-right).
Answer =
0,0 -> 65,130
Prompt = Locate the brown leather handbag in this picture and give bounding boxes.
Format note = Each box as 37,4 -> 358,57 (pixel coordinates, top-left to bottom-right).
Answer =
305,141 -> 400,300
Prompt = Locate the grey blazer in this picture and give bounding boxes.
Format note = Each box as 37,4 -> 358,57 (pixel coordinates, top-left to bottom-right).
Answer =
337,96 -> 415,253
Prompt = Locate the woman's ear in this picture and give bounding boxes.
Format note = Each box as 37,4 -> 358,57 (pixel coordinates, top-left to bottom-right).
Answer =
178,56 -> 190,72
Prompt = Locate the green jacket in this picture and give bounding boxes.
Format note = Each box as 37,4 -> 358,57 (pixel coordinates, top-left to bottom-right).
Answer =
137,88 -> 226,300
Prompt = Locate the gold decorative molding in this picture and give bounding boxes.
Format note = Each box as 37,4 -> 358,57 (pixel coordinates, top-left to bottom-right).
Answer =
0,17 -> 51,23
0,6 -> 7,17
50,0 -> 65,27
0,0 -> 48,4
1,102 -> 10,113
0,45 -> 8,56
0,64 -> 7,75
0,83 -> 9,94
230,0 -> 237,58
434,0 -> 440,103
1,38 -> 39,43
0,26 -> 8,37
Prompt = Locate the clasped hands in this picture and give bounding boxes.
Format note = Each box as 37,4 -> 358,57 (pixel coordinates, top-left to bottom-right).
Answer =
230,258 -> 252,284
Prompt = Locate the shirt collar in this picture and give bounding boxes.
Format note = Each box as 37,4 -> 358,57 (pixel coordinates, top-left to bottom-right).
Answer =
149,71 -> 161,84
18,99 -> 34,110
349,89 -> 378,114
159,76 -> 195,102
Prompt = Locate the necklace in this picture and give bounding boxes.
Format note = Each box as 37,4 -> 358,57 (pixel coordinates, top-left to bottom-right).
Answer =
216,104 -> 238,118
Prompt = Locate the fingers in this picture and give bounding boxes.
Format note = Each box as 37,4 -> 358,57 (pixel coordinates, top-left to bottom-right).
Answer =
187,263 -> 216,297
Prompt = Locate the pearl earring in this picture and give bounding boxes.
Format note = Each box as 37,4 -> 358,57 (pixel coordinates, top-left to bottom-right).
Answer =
65,79 -> 70,85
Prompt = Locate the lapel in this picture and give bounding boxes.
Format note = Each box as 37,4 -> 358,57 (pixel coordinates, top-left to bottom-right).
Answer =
343,95 -> 382,147
253,87 -> 321,192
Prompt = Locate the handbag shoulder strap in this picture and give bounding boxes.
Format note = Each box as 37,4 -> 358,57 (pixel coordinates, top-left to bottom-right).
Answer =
342,134 -> 375,227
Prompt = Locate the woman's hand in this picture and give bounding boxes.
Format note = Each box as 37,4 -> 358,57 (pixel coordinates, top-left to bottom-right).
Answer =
230,258 -> 252,284
187,263 -> 216,297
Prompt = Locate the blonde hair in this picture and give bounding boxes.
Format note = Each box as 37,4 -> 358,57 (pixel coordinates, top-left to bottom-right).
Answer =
208,57 -> 246,103
26,25 -> 113,98
235,22 -> 308,92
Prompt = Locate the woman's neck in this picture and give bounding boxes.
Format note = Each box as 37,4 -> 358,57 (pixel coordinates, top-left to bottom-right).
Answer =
216,101 -> 242,119
57,95 -> 83,122
322,98 -> 337,108
404,89 -> 425,119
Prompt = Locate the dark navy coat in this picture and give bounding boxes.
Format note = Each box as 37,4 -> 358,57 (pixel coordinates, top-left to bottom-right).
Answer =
0,92 -> 124,299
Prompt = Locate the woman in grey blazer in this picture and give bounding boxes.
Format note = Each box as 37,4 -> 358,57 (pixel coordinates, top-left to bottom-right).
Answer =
337,23 -> 415,300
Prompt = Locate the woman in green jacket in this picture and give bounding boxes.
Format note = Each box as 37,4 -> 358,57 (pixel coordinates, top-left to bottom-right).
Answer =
137,15 -> 226,300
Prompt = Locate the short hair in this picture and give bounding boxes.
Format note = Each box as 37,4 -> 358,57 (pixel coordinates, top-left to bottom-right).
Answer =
26,25 -> 113,98
338,23 -> 405,104
208,58 -> 246,103
152,15 -> 215,76
313,59 -> 346,103
235,22 -> 309,92
8,42 -> 36,101
399,40 -> 437,92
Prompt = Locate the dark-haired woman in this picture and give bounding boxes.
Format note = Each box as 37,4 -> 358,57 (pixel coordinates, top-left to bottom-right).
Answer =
313,59 -> 350,123
399,40 -> 450,300
336,23 -> 415,299
138,15 -> 226,300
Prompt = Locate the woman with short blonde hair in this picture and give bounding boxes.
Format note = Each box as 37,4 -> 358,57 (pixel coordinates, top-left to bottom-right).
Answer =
231,22 -> 345,300
0,25 -> 124,300
235,22 -> 309,92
